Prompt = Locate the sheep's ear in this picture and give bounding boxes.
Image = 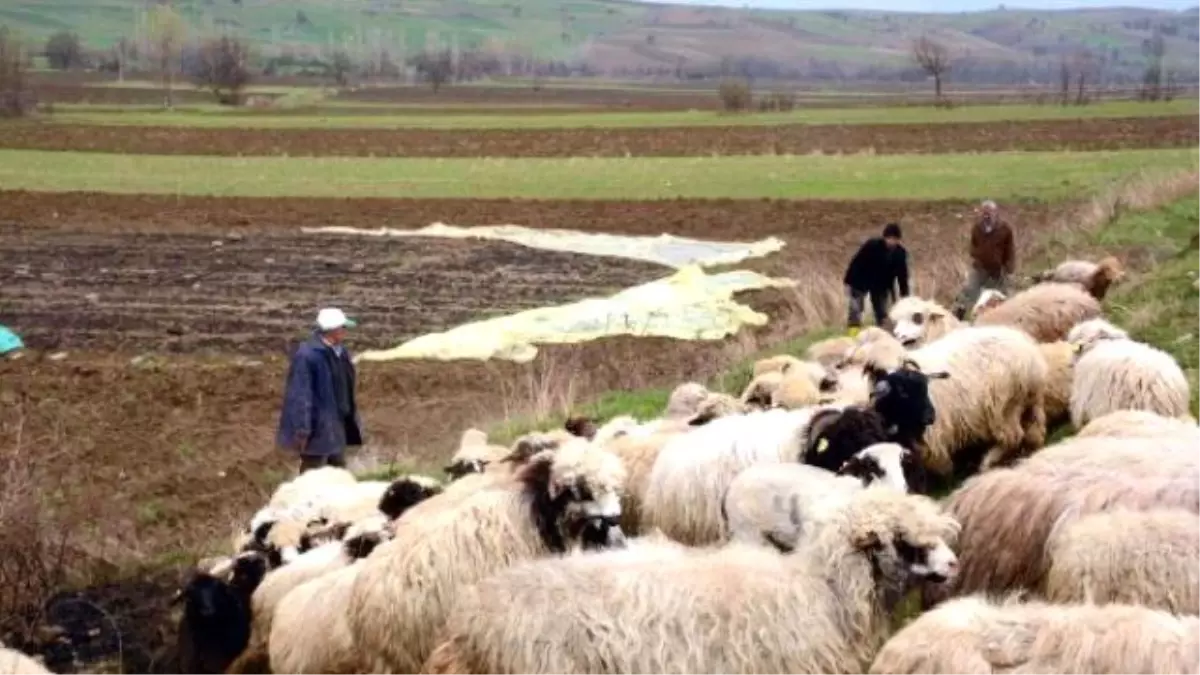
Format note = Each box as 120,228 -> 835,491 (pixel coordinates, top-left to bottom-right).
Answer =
926,371 -> 950,380
864,363 -> 888,385
779,360 -> 793,375
900,358 -> 923,372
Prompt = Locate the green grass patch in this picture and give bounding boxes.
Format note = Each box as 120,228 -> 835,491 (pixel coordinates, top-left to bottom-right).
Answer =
1,148 -> 1193,201
44,99 -> 1198,130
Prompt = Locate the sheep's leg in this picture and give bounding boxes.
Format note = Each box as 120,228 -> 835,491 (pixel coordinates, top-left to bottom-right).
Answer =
1018,392 -> 1047,453
979,399 -> 1028,472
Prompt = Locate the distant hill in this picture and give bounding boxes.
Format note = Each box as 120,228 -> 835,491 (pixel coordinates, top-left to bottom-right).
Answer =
3,0 -> 1197,84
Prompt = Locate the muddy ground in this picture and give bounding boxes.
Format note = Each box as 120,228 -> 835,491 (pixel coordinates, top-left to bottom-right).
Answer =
0,189 -> 1072,672
6,115 -> 1194,157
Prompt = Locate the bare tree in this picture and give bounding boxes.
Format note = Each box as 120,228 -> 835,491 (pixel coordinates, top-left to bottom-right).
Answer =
410,49 -> 452,92
147,3 -> 186,108
911,35 -> 951,100
0,25 -> 33,118
1072,48 -> 1093,105
328,49 -> 352,87
1058,55 -> 1071,105
193,35 -> 251,105
1140,29 -> 1166,101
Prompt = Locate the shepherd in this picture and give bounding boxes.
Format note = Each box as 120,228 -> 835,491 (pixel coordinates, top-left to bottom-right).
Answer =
276,307 -> 364,474
842,222 -> 910,334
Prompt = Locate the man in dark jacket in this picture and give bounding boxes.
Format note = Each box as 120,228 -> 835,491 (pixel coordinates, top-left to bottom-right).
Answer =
276,307 -> 364,473
842,222 -> 910,332
952,199 -> 1016,320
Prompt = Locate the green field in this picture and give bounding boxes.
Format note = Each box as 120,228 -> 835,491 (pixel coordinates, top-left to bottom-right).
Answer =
45,99 -> 1199,130
2,148 -> 1194,200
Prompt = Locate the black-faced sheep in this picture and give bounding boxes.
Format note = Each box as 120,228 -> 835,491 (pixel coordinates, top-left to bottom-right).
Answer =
346,440 -> 628,673
174,550 -> 271,674
836,324 -> 1048,479
723,443 -> 923,552
423,487 -> 960,674
870,596 -> 1199,674
1067,318 -> 1192,428
1045,508 -> 1199,615
971,282 -> 1102,343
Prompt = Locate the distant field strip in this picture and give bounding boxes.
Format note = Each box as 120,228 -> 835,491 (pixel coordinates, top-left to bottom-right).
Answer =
0,148 -> 1193,201
44,99 -> 1198,130
5,116 -> 1194,158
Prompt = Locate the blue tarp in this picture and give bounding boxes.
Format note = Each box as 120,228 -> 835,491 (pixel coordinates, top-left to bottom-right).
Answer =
0,325 -> 23,354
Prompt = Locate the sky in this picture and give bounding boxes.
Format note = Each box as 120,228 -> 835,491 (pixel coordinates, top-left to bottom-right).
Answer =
652,0 -> 1199,10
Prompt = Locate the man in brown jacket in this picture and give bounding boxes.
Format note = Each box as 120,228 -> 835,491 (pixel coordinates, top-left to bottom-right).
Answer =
952,199 -> 1016,320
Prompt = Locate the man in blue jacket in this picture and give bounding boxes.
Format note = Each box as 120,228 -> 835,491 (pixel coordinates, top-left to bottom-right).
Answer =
842,222 -> 910,334
276,307 -> 364,473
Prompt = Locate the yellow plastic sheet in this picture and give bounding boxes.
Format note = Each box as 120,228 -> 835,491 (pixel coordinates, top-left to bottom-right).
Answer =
301,223 -> 785,269
355,265 -> 796,363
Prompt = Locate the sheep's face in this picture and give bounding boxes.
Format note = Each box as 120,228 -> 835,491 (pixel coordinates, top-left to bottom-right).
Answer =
378,475 -> 444,520
889,297 -> 956,347
848,490 -> 960,591
664,382 -> 710,420
837,443 -> 919,493
564,416 -> 599,440
522,443 -> 628,553
866,363 -> 946,436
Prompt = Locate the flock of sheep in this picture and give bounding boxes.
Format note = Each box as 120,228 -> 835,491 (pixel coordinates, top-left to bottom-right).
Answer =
4,253 -> 1195,675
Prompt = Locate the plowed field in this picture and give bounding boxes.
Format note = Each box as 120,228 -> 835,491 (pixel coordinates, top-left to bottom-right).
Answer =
0,188 -> 1072,671
5,115 -> 1193,157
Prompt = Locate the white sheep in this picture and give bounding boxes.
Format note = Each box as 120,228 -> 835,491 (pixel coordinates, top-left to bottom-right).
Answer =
1033,255 -> 1125,300
424,487 -> 960,674
1075,408 -> 1199,439
1045,508 -> 1199,615
888,296 -> 964,347
345,440 -> 628,673
267,562 -> 364,674
1067,318 -> 1192,428
722,442 -> 921,552
971,282 -> 1102,343
640,405 -> 840,546
870,596 -> 1199,674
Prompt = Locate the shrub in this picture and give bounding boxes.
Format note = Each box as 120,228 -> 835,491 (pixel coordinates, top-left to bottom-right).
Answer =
718,77 -> 752,112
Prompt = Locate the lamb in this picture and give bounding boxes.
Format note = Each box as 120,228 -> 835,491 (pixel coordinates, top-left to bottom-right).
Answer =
1033,255 -> 1125,300
422,487 -> 960,674
723,442 -> 923,551
174,550 -> 272,674
834,325 -> 1048,479
870,596 -> 1199,674
972,282 -> 1102,343
0,644 -> 49,675
925,462 -> 1199,608
1075,409 -> 1199,439
1045,509 -> 1199,615
741,364 -> 824,410
346,440 -> 629,673
1067,318 -> 1191,428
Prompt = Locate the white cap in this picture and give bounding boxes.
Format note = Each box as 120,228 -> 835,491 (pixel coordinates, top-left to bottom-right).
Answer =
315,307 -> 356,331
